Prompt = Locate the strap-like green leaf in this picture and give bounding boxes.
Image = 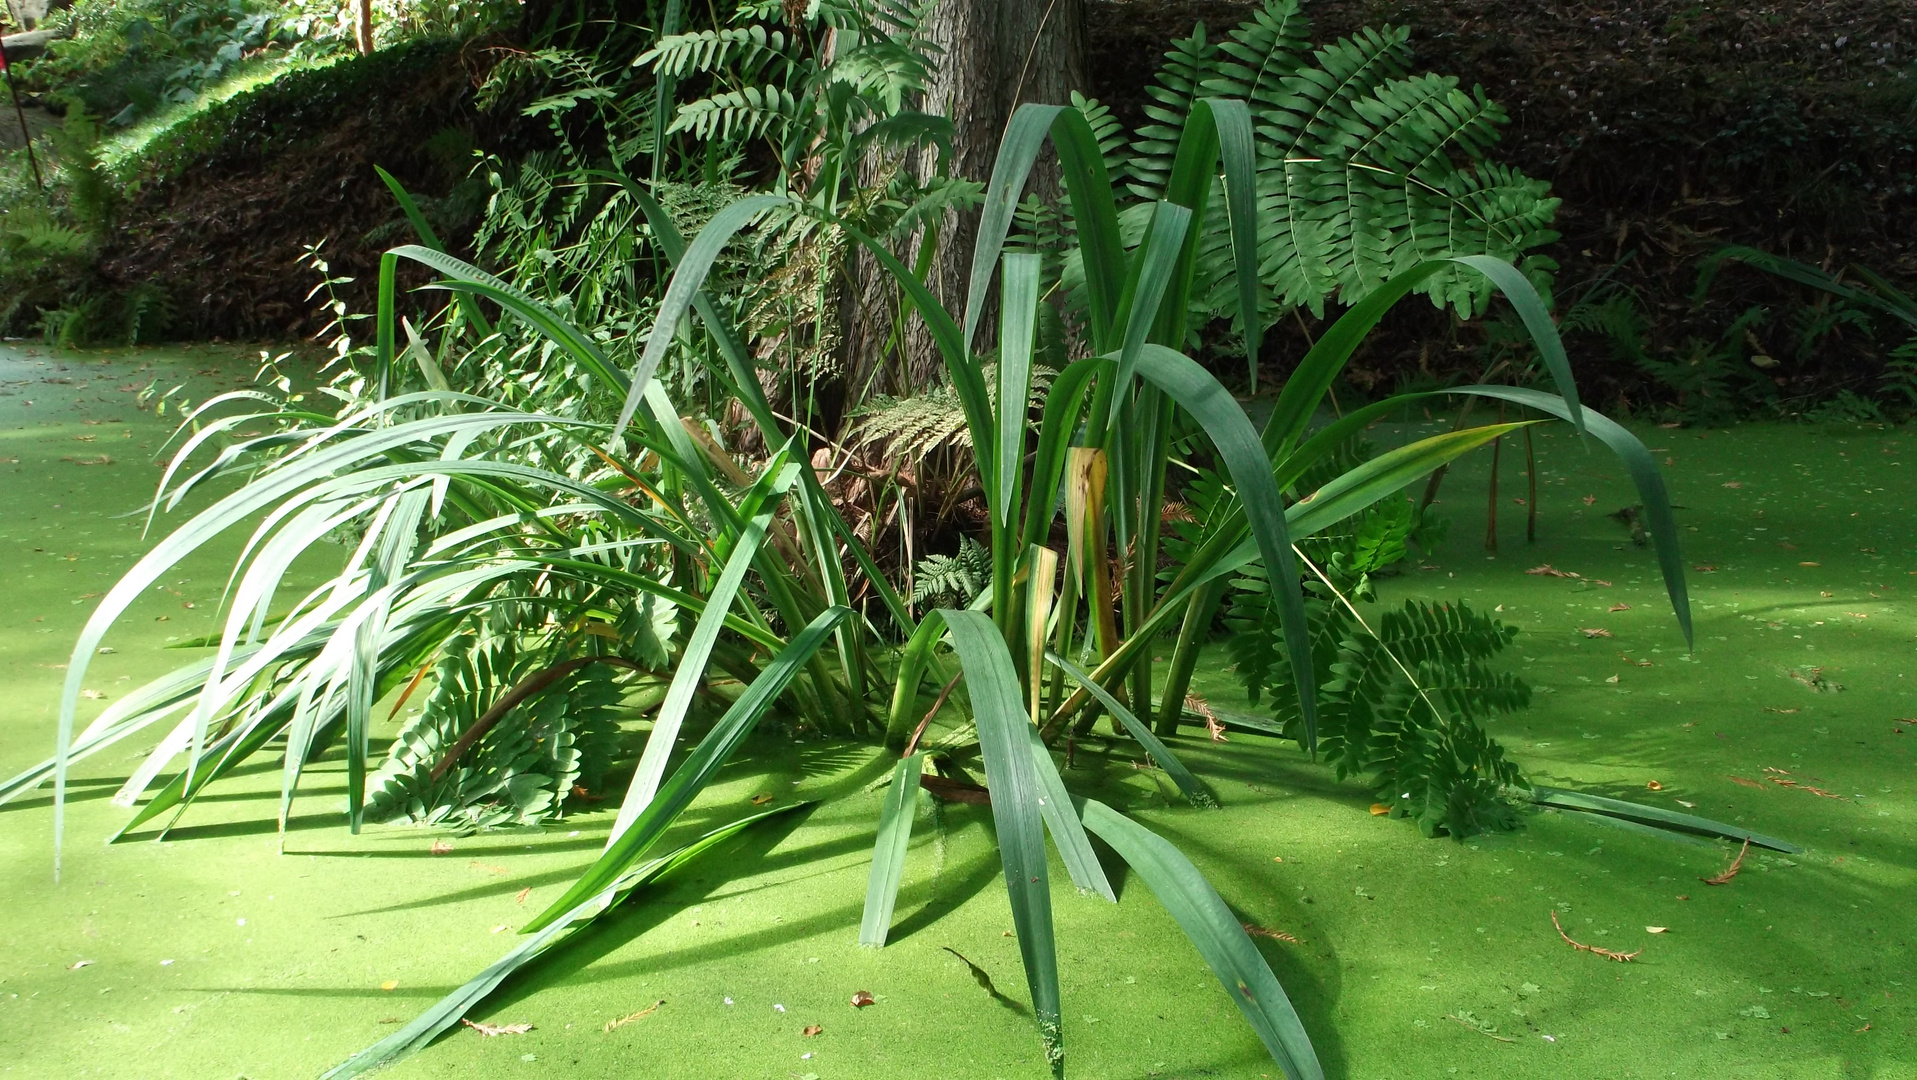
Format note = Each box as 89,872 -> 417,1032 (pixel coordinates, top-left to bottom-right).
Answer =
389,246 -> 625,393
938,608 -> 1064,1071
1264,256 -> 1580,461
1444,385 -> 1691,646
1024,724 -> 1116,900
1131,344 -> 1317,751
608,462 -> 798,840
1078,798 -> 1323,1080
995,253 -> 1040,529
323,803 -> 810,1079
614,194 -> 788,436
1287,422 -> 1534,537
859,752 -> 926,946
525,606 -> 850,931
374,167 -> 494,338
1532,787 -> 1800,853
1046,652 -> 1215,808
965,104 -> 1065,354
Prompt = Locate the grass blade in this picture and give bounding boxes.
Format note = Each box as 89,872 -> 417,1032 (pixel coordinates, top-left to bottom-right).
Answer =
1531,787 -> 1800,853
1078,798 -> 1323,1080
526,607 -> 850,932
939,608 -> 1063,1073
322,803 -> 810,1079
1046,652 -> 1215,808
1444,385 -> 1692,646
1024,724 -> 1116,901
859,752 -> 926,947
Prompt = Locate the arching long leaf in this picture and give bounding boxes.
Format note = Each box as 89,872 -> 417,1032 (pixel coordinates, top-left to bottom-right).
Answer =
1046,652 -> 1215,807
1132,345 -> 1317,751
526,607 -> 850,932
609,460 -> 798,840
1078,798 -> 1323,1080
1444,385 -> 1691,645
322,803 -> 811,1079
859,752 -> 926,946
938,609 -> 1064,1073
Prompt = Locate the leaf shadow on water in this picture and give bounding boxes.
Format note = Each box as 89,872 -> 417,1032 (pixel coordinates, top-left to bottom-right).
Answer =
0,775 -> 128,814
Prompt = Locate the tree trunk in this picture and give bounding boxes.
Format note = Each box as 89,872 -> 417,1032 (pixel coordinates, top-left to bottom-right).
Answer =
354,0 -> 374,55
900,0 -> 1085,392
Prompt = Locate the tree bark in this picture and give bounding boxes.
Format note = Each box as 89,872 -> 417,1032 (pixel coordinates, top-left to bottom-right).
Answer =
901,0 -> 1085,391
354,0 -> 374,55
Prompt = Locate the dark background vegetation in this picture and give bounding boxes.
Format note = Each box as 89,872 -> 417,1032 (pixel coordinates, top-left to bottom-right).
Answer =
27,0 -> 1917,416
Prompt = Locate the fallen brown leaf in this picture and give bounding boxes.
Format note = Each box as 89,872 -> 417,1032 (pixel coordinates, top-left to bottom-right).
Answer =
461,1019 -> 533,1036
1729,776 -> 1765,789
1770,776 -> 1844,799
429,840 -> 453,855
1527,564 -> 1579,578
1578,627 -> 1613,638
1551,910 -> 1640,962
72,434 -> 96,442
515,887 -> 532,905
802,1025 -> 823,1037
604,1000 -> 664,1032
1368,803 -> 1390,815
1608,603 -> 1632,612
62,455 -> 113,465
850,991 -> 875,1008
1702,838 -> 1750,885
1722,481 -> 1743,489
1763,707 -> 1799,715
1646,780 -> 1663,791
1799,561 -> 1821,567
750,793 -> 775,806
1241,923 -> 1302,944
1582,494 -> 1597,505
68,959 -> 93,970
380,979 -> 399,991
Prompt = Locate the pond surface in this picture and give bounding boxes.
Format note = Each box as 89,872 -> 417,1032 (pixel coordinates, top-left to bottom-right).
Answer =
2,349 -> 1911,1078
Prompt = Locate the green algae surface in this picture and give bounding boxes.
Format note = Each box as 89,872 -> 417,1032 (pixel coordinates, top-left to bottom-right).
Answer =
2,354 -> 1913,1078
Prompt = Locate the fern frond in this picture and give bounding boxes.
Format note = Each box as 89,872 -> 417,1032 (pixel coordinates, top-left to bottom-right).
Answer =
639,25 -> 790,80
1201,0 -> 1311,116
1126,23 -> 1221,202
670,85 -> 807,142
850,387 -> 973,459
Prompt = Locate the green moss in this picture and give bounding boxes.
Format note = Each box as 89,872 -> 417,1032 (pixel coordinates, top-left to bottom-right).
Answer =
1,371 -> 1912,1076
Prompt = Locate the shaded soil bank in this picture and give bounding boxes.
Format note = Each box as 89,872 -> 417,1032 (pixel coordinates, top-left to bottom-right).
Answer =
95,39 -> 511,341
